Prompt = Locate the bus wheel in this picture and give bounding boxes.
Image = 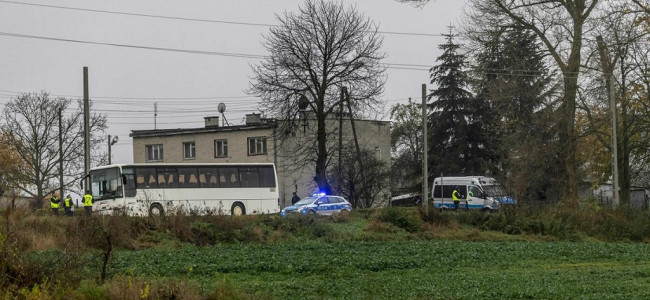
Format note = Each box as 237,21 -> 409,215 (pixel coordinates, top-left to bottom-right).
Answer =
149,203 -> 164,217
231,202 -> 246,216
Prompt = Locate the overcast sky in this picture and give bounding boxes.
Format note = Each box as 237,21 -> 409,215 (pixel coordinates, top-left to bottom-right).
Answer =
0,0 -> 467,164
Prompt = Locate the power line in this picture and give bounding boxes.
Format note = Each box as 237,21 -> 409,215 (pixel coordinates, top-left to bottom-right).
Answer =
0,0 -> 445,38
0,30 -> 579,76
0,31 -> 267,59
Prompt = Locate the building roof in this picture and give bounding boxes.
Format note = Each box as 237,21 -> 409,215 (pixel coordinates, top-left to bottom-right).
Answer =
130,123 -> 276,138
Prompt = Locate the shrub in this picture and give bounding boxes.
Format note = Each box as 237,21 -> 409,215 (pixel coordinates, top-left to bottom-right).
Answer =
105,275 -> 201,300
376,207 -> 422,233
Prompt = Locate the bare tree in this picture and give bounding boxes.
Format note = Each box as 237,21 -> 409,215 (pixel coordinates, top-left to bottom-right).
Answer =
631,0 -> 650,14
579,3 -> 650,206
389,99 -> 423,192
249,0 -> 386,194
330,146 -> 390,208
1,92 -> 107,208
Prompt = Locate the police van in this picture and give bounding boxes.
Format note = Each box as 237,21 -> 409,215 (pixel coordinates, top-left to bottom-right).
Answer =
431,176 -> 510,211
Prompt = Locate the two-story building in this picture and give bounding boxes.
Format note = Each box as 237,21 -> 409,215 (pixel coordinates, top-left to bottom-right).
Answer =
130,113 -> 391,208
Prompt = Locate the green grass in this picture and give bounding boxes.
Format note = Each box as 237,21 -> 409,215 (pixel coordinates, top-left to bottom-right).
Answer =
4,206 -> 650,299
108,240 -> 650,299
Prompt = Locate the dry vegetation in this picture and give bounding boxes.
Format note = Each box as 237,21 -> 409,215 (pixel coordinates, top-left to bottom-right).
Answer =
1,203 -> 649,298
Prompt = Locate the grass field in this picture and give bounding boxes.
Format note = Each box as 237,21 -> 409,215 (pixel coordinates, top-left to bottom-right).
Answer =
109,240 -> 650,299
3,206 -> 650,299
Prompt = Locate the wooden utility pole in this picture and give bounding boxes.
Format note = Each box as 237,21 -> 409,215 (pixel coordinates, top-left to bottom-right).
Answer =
83,67 -> 90,191
345,88 -> 364,208
58,106 -> 64,200
596,36 -> 620,206
421,84 -> 428,212
338,87 -> 344,194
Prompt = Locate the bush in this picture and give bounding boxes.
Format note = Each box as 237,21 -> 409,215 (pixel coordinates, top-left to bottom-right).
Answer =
105,275 -> 201,300
376,207 -> 422,233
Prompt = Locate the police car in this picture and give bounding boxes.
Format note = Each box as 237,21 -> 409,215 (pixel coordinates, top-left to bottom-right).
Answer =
280,193 -> 353,216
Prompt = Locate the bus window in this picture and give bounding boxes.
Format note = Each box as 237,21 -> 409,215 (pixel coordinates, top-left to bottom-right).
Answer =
157,168 -> 178,189
219,167 -> 239,188
135,167 -> 158,189
198,167 -> 219,188
157,172 -> 167,188
136,174 -> 145,186
259,166 -> 276,187
240,167 -> 260,187
178,167 -> 199,188
122,167 -> 136,197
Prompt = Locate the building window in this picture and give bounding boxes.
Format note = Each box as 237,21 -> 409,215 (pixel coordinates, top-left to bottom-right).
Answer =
248,137 -> 267,155
214,139 -> 228,158
145,144 -> 163,161
183,142 -> 196,160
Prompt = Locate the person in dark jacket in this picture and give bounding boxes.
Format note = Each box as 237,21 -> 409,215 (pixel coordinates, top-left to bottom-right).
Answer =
291,192 -> 300,205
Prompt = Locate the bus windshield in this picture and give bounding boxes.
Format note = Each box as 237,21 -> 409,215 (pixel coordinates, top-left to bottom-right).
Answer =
90,167 -> 123,200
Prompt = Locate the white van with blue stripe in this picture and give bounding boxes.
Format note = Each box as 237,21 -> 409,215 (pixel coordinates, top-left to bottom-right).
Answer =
431,176 -> 505,211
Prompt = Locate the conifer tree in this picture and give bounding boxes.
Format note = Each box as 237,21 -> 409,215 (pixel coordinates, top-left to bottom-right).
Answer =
428,28 -> 497,176
473,26 -> 558,200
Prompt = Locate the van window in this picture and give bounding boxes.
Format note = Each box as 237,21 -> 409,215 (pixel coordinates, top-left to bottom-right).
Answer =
433,185 -> 467,198
468,186 -> 482,198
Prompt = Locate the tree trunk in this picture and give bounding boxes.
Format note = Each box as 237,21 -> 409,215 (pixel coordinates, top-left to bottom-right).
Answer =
315,101 -> 332,195
619,60 -> 631,206
560,20 -> 583,206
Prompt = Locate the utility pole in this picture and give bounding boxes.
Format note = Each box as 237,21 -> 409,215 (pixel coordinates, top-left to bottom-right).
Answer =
421,84 -> 428,213
338,87 -> 344,194
58,106 -> 64,200
83,67 -> 90,191
108,135 -> 112,165
596,36 -> 620,206
345,88 -> 364,208
154,102 -> 158,129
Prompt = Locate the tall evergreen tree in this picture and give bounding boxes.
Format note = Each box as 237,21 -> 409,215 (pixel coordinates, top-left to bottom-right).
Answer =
428,28 -> 497,176
473,26 -> 558,201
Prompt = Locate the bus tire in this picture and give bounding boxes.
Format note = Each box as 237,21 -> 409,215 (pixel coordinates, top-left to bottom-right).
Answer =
149,203 -> 164,217
231,202 -> 246,216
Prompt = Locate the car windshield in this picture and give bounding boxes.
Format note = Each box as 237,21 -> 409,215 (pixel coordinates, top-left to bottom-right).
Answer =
294,197 -> 317,206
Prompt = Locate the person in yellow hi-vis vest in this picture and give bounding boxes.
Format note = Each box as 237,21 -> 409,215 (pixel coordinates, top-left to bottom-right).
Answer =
83,191 -> 93,216
63,194 -> 73,216
452,189 -> 461,210
50,194 -> 61,215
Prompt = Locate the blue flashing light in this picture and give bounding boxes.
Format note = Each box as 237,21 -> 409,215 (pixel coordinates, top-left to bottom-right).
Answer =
312,192 -> 327,197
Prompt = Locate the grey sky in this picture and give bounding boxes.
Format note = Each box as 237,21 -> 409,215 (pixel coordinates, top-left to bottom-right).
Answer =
0,0 -> 467,164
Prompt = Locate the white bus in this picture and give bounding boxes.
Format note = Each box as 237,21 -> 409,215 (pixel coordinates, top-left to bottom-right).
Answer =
87,163 -> 280,216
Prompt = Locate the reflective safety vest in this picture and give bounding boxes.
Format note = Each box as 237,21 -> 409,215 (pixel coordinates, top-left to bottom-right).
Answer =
64,197 -> 72,208
452,190 -> 460,201
50,196 -> 60,209
83,194 -> 93,207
